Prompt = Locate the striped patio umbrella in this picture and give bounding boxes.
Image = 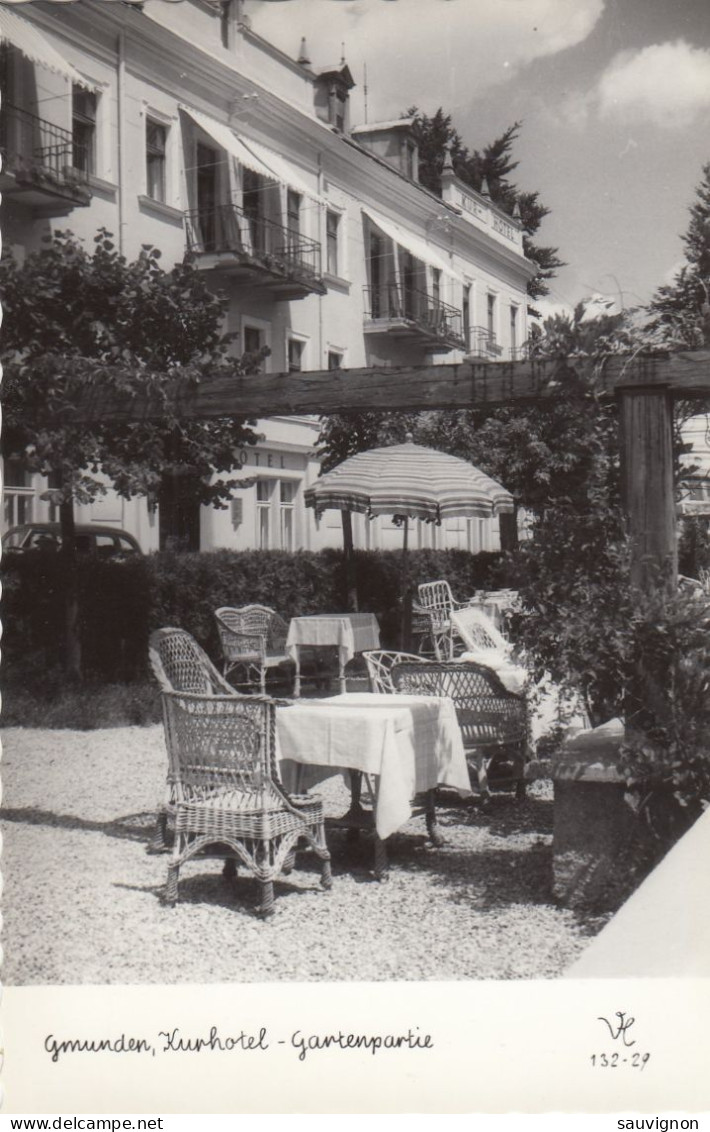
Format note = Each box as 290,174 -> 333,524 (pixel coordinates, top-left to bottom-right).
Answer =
305,436 -> 514,644
304,436 -> 514,523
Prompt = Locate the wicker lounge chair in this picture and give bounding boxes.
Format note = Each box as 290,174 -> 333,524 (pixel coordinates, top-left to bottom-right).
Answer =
161,690 -> 332,917
214,604 -> 293,694
392,659 -> 528,800
416,580 -> 479,660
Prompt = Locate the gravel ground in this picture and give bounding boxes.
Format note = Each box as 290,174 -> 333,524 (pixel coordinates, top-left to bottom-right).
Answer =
1,724 -> 609,983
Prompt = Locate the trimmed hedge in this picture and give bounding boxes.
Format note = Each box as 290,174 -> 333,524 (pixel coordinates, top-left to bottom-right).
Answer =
2,546 -> 505,687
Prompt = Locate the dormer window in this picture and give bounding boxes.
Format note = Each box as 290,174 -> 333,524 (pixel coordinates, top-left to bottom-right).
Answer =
314,63 -> 355,132
351,118 -> 419,182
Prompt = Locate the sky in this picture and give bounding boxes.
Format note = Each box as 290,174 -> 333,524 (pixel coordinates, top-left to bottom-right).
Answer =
243,0 -> 710,319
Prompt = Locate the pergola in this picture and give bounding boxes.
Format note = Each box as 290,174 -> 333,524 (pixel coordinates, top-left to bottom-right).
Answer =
77,348 -> 710,589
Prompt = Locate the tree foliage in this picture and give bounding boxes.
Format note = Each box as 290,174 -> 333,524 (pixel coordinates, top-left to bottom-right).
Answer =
406,108 -> 564,303
1,229 -> 261,510
646,161 -> 710,348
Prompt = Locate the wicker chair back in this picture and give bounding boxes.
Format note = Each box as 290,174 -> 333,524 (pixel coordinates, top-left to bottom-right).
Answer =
362,649 -> 425,693
392,660 -> 528,797
149,627 -> 235,695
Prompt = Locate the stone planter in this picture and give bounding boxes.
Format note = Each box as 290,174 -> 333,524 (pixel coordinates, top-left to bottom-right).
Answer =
552,719 -> 654,911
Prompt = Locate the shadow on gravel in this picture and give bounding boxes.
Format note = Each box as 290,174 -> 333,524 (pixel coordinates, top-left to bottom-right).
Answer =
1,806 -> 157,842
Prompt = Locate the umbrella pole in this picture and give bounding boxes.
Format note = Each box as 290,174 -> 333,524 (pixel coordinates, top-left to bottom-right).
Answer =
400,516 -> 412,650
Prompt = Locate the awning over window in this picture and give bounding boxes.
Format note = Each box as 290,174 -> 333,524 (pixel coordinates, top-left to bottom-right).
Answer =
235,135 -> 325,204
180,106 -> 278,182
181,106 -> 325,204
362,205 -> 461,281
0,6 -> 94,89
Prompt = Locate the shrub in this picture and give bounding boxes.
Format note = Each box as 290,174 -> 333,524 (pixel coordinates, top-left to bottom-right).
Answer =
618,587 -> 710,846
2,545 -> 506,693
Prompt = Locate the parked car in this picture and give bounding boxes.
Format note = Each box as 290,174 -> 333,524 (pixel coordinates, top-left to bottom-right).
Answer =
2,523 -> 143,557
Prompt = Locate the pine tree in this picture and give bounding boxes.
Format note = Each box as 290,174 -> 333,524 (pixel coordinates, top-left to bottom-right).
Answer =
406,108 -> 564,305
646,162 -> 710,347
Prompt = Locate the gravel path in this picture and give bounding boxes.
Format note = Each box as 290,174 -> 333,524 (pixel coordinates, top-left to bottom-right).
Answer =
1,725 -> 607,983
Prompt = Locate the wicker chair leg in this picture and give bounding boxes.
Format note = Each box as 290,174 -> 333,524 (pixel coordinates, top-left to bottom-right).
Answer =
165,862 -> 179,906
256,879 -> 275,918
320,856 -> 333,890
282,848 -> 296,875
148,809 -> 170,853
424,789 -> 446,848
222,858 -> 237,882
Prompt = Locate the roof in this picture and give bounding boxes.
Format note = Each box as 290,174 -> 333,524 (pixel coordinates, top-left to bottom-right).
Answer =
352,118 -> 416,135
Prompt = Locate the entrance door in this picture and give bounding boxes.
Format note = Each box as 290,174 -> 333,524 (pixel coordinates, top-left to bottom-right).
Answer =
196,142 -> 218,252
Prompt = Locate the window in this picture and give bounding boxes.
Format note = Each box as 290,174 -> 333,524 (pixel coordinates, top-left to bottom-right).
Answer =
326,210 -> 339,275
487,293 -> 496,343
219,0 -> 232,48
432,268 -> 441,308
287,188 -> 301,237
403,139 -> 416,179
2,459 -> 34,528
244,326 -> 262,354
328,350 -> 343,370
510,305 -> 518,356
333,89 -> 347,131
287,338 -> 304,373
72,86 -> 97,175
279,480 -> 296,551
463,285 -> 471,351
146,119 -> 167,203
256,479 -> 272,549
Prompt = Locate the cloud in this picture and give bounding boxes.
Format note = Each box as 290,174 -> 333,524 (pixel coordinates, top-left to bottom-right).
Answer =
243,0 -> 605,119
596,40 -> 710,128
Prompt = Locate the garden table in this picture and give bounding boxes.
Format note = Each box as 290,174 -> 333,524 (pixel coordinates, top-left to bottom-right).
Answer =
286,612 -> 380,696
276,691 -> 471,877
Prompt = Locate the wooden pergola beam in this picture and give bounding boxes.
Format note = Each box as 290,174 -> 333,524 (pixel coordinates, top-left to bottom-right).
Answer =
73,349 -> 710,423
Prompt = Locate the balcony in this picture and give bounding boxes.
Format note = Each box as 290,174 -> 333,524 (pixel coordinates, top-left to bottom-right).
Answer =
363,285 -> 465,353
466,326 -> 504,359
184,201 -> 325,300
0,104 -> 91,216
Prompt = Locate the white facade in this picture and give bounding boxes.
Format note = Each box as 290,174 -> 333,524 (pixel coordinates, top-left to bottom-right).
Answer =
1,0 -> 535,554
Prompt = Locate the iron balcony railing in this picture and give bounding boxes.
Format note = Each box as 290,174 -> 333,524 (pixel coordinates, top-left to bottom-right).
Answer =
467,325 -> 504,357
0,104 -> 90,192
363,284 -> 465,346
184,201 -> 322,282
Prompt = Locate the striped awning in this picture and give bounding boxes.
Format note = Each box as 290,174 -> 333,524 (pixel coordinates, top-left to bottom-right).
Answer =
181,106 -> 325,204
305,438 -> 514,523
362,206 -> 462,281
0,6 -> 94,88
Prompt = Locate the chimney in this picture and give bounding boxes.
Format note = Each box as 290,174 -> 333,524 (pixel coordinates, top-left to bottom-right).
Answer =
297,36 -> 311,65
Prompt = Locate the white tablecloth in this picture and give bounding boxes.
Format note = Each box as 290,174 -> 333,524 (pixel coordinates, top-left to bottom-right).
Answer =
285,613 -> 380,669
276,691 -> 471,838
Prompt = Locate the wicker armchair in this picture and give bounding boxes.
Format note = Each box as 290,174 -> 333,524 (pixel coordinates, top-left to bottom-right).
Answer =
215,605 -> 293,694
148,627 -> 237,850
161,690 -> 331,918
392,660 -> 528,800
362,649 -> 425,693
416,580 -> 479,660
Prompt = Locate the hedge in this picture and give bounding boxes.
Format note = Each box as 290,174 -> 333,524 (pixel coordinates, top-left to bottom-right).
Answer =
2,546 -> 505,687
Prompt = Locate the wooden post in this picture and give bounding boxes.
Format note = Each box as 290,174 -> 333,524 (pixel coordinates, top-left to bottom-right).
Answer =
619,386 -> 677,592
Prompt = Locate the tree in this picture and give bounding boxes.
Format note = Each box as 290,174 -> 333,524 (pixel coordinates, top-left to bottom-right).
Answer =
646,161 -> 710,348
407,109 -> 564,305
1,229 -> 262,678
